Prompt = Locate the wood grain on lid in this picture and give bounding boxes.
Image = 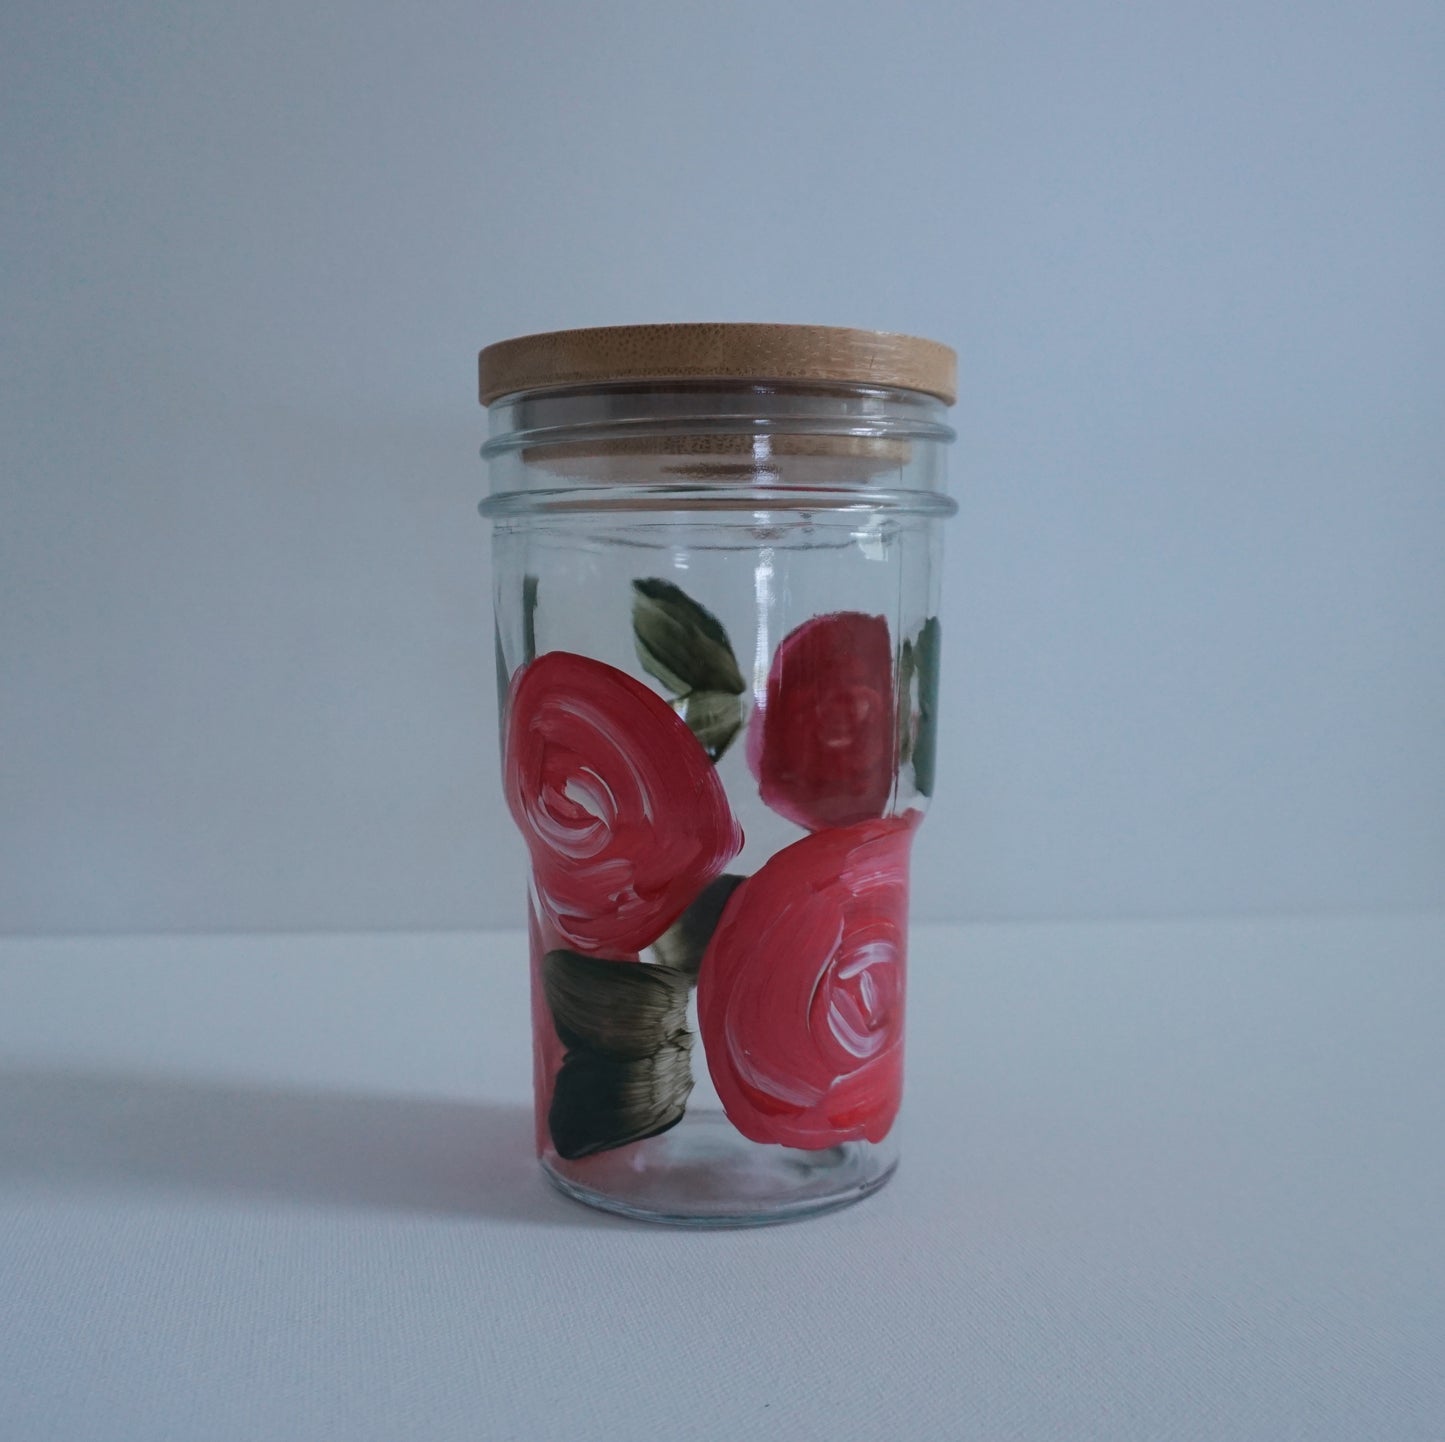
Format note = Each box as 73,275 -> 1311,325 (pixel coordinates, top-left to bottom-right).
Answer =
478,323 -> 956,406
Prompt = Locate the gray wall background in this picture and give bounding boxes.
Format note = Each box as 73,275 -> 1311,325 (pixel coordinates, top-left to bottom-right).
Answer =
2,0 -> 1441,936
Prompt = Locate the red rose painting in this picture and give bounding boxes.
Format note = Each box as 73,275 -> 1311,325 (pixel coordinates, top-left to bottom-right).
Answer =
697,813 -> 919,1149
505,651 -> 742,954
748,611 -> 896,830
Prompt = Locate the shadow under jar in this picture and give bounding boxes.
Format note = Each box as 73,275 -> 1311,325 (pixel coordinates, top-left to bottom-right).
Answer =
479,324 -> 957,1226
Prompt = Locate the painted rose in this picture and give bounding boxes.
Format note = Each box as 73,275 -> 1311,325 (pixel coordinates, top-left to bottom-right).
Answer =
748,611 -> 896,830
505,651 -> 743,953
697,813 -> 919,1149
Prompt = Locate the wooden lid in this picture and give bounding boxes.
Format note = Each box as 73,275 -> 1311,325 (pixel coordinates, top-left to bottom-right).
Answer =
478,323 -> 956,406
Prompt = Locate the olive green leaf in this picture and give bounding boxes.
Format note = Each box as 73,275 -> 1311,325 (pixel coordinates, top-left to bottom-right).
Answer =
632,578 -> 746,698
496,575 -> 540,733
522,573 -> 539,664
680,691 -> 744,763
548,1040 -> 693,1160
896,637 -> 916,767
912,616 -> 941,796
652,873 -> 746,977
493,619 -> 510,730
543,950 -> 690,1058
543,949 -> 695,1160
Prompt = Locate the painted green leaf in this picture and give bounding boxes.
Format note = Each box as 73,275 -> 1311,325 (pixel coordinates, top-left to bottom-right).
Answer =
493,619 -> 510,730
542,949 -> 695,1160
652,873 -> 746,977
632,578 -> 746,698
496,575 -> 540,733
548,1040 -> 693,1160
681,690 -> 744,763
522,573 -> 539,664
912,616 -> 941,796
896,637 -> 916,768
543,950 -> 690,1059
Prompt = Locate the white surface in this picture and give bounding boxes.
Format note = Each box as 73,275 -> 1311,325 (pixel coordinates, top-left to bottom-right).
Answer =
3,0 -> 1444,935
3,915 -> 1442,1441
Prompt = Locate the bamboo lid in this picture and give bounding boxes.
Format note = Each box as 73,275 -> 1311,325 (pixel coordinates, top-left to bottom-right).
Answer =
478,323 -> 956,406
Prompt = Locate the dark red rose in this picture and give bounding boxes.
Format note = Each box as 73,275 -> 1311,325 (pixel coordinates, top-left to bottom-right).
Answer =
505,651 -> 743,954
697,813 -> 919,1149
747,611 -> 896,830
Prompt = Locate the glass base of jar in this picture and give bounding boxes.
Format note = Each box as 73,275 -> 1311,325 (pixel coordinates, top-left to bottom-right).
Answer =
539,1108 -> 897,1227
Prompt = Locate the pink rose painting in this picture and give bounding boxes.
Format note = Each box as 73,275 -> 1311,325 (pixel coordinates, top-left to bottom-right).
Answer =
504,650 -> 742,955
698,813 -> 919,1149
504,582 -> 931,1165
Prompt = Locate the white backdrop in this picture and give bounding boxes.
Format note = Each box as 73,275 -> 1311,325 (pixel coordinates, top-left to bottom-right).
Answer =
2,0 -> 1441,935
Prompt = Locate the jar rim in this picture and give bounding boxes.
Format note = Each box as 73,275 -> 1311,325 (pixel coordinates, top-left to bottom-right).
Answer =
478,323 -> 957,407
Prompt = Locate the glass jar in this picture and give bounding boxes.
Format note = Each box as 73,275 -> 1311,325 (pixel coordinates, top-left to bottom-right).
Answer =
479,324 -> 956,1225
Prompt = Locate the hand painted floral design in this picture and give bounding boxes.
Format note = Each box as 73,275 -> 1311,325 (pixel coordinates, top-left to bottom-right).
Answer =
631,578 -> 747,762
651,872 -> 746,977
748,611 -> 896,830
910,616 -> 941,797
496,573 -> 541,741
543,947 -> 692,1160
505,651 -> 743,954
697,813 -> 919,1149
896,617 -> 941,797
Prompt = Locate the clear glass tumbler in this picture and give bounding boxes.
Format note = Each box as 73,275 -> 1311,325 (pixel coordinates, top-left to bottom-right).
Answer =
479,324 -> 956,1225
